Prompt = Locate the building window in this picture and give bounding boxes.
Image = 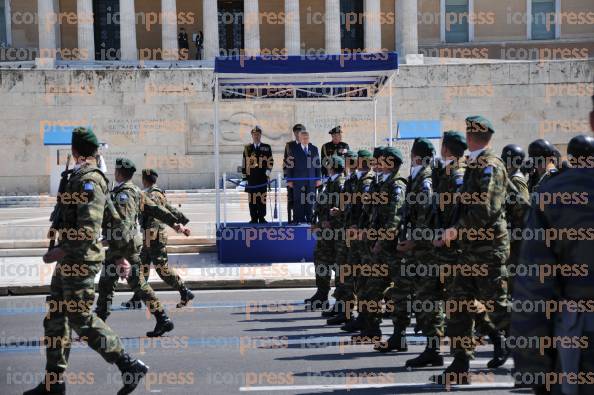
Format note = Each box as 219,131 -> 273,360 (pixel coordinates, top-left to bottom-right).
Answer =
531,0 -> 556,40
444,0 -> 469,43
340,0 -> 364,51
0,0 -> 7,47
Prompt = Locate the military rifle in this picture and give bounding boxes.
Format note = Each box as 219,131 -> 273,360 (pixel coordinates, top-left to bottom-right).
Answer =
47,154 -> 72,251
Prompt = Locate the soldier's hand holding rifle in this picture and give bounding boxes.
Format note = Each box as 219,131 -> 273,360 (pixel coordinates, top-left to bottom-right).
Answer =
115,258 -> 131,279
42,248 -> 66,264
174,223 -> 191,236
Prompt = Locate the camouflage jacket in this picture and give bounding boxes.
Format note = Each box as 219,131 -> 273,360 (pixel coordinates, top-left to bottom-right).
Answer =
407,165 -> 434,253
453,148 -> 510,255
506,172 -> 530,233
511,167 -> 594,382
345,170 -> 375,228
434,159 -> 466,229
340,172 -> 357,229
103,181 -> 180,255
58,162 -> 109,263
313,174 -> 345,229
369,171 -> 407,254
139,185 -> 189,243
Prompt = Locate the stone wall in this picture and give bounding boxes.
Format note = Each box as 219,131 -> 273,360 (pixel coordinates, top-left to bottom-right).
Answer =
0,58 -> 592,195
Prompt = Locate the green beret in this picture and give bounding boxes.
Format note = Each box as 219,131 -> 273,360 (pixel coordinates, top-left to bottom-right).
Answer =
329,126 -> 342,135
412,138 -> 435,158
71,127 -> 99,156
357,149 -> 373,159
330,155 -> 345,169
345,150 -> 357,158
116,157 -> 136,173
466,115 -> 494,134
383,147 -> 403,165
142,168 -> 158,178
373,146 -> 386,159
443,131 -> 468,150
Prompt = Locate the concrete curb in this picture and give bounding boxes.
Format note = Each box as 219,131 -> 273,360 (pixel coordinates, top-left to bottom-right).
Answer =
2,278 -> 317,296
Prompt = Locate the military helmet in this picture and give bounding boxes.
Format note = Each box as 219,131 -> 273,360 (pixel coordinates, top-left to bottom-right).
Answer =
528,139 -> 556,159
501,144 -> 526,163
568,135 -> 594,159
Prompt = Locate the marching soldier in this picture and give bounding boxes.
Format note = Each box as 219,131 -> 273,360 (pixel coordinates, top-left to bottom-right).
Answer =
321,126 -> 350,177
378,138 -> 437,353
501,144 -> 531,298
309,155 -> 346,311
340,150 -> 375,333
95,158 -> 190,338
27,128 -> 147,395
242,126 -> 274,224
405,132 -> 467,367
434,116 -> 511,385
511,102 -> 594,395
356,147 -> 407,344
121,168 -> 195,310
326,150 -> 358,326
283,124 -> 304,223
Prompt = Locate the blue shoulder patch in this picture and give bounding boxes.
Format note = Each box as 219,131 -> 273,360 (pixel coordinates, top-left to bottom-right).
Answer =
394,186 -> 402,196
116,192 -> 129,204
422,179 -> 432,192
364,184 -> 371,193
455,176 -> 464,186
484,166 -> 493,175
83,181 -> 94,192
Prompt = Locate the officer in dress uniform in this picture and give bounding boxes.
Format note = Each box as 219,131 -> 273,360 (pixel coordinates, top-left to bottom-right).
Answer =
321,126 -> 350,177
242,126 -> 274,224
284,124 -> 304,223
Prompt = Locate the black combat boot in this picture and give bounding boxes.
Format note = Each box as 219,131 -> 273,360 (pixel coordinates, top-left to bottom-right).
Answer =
340,313 -> 365,332
305,291 -> 328,311
487,331 -> 510,369
304,290 -> 321,305
321,302 -> 339,318
116,353 -> 149,395
95,309 -> 109,322
176,287 -> 195,308
121,293 -> 142,310
374,328 -> 408,352
326,313 -> 347,325
351,317 -> 381,344
146,311 -> 174,337
23,373 -> 65,395
430,354 -> 470,385
405,338 -> 444,368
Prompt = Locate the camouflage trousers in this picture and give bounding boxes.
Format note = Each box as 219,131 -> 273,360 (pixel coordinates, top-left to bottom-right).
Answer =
410,258 -> 445,340
313,234 -> 336,296
381,255 -> 413,333
45,261 -> 124,374
333,236 -> 352,304
96,247 -> 165,319
445,250 -> 510,359
139,238 -> 185,292
357,244 -> 392,328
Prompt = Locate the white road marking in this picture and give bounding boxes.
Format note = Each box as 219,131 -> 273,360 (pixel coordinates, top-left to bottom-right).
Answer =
0,216 -> 50,225
239,382 -> 516,391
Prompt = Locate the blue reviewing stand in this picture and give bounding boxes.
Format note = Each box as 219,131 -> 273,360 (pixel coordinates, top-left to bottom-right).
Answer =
212,53 -> 399,263
217,222 -> 316,263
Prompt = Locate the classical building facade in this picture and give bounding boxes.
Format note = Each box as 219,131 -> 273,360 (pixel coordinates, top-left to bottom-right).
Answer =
1,0 -> 593,63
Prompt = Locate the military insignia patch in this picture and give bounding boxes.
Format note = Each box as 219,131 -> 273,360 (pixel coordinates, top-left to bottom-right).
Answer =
484,166 -> 493,175
83,182 -> 94,192
364,184 -> 371,192
422,179 -> 432,191
455,176 -> 464,186
116,192 -> 129,204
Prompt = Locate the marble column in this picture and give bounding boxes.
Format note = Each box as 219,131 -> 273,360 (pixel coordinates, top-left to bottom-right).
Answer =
77,0 -> 95,61
325,0 -> 341,54
284,0 -> 301,55
244,0 -> 260,56
119,0 -> 138,60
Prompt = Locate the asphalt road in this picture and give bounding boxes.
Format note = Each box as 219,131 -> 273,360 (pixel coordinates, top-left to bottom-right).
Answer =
0,288 -> 527,395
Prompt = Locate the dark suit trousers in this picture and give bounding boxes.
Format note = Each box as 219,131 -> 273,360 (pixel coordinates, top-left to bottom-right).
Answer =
248,186 -> 267,221
292,182 -> 315,223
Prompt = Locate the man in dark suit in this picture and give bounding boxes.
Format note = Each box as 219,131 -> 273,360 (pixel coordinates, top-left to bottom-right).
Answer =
242,126 -> 274,223
283,124 -> 305,223
286,128 -> 321,224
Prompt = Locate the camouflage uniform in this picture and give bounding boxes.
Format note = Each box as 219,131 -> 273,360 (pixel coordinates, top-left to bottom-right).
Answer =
511,167 -> 594,395
96,180 -> 181,319
334,172 -> 357,307
44,160 -> 125,375
505,171 -> 530,297
138,185 -> 189,292
312,173 -> 345,297
447,148 -> 510,360
345,169 -> 376,304
358,171 -> 407,332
